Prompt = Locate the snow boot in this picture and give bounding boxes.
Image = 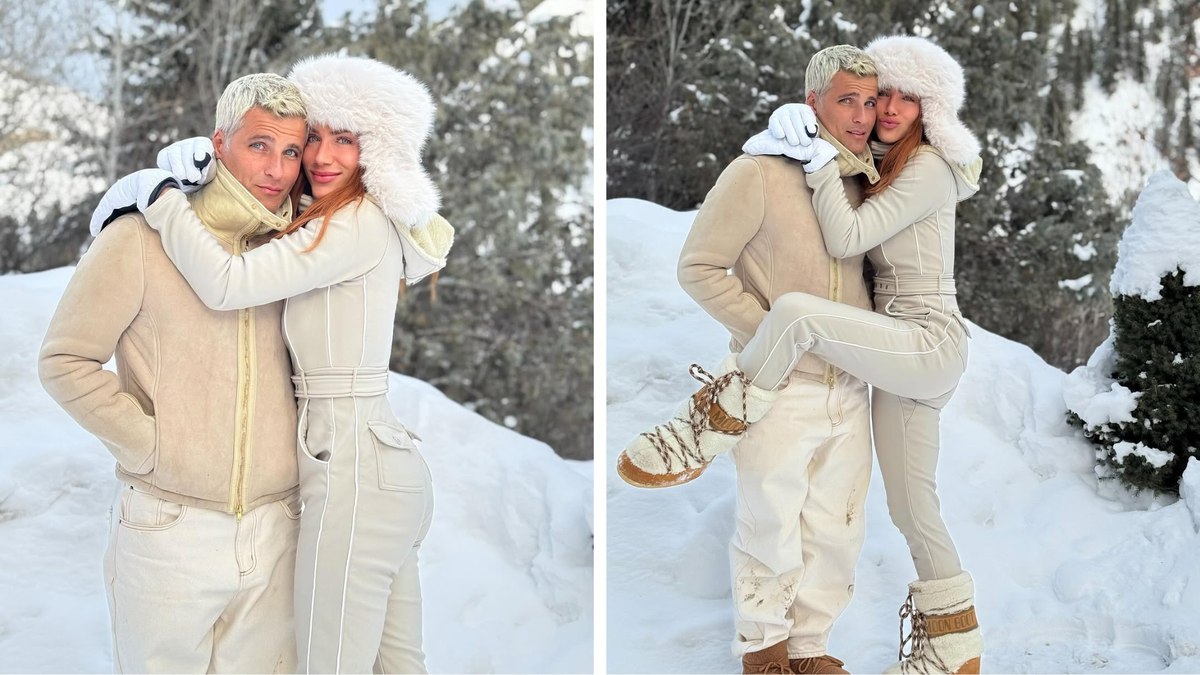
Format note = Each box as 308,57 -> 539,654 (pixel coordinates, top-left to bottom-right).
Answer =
790,654 -> 849,674
743,641 -> 794,674
884,572 -> 982,674
616,354 -> 779,488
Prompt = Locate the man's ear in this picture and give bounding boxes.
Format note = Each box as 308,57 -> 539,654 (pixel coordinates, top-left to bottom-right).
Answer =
805,90 -> 817,108
212,131 -> 225,160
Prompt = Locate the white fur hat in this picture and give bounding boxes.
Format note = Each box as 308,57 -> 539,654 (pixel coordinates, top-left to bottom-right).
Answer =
865,35 -> 981,164
288,54 -> 440,227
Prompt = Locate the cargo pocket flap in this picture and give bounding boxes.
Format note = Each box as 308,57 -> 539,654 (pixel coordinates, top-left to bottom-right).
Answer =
367,421 -> 419,449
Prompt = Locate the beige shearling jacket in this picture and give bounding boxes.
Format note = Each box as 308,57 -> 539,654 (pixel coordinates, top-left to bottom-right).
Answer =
677,130 -> 878,383
39,164 -> 300,515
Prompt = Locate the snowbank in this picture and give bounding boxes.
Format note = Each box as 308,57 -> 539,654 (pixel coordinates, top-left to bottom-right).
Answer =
606,197 -> 1200,674
0,266 -> 592,673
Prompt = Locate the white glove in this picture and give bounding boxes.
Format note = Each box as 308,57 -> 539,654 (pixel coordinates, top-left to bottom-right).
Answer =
89,169 -> 181,236
742,131 -> 839,173
156,136 -> 216,193
768,103 -> 820,147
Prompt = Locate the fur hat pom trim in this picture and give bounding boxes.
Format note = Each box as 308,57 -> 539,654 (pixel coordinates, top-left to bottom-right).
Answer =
288,54 -> 442,227
866,35 -> 981,165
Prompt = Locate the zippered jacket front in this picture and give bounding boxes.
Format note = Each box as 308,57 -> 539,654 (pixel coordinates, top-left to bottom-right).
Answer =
677,129 -> 878,383
39,164 -> 300,514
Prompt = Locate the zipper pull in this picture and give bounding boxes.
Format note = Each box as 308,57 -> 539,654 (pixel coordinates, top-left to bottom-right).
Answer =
236,504 -> 245,520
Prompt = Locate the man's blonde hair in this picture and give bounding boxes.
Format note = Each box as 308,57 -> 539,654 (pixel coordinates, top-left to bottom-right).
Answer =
214,73 -> 307,142
805,45 -> 877,97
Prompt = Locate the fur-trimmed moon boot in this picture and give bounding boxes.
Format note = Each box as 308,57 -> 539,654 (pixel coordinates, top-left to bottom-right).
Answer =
616,354 -> 778,488
884,572 -> 982,674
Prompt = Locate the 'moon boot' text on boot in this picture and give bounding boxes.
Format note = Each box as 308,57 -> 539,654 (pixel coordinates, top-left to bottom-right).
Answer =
885,572 -> 982,674
616,354 -> 779,488
743,641 -> 794,674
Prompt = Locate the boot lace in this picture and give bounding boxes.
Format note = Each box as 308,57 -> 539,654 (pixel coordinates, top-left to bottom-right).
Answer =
897,592 -> 952,674
745,660 -> 794,675
792,654 -> 845,674
639,363 -> 752,471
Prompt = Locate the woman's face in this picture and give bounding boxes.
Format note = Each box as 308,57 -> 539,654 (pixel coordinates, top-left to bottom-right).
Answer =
303,124 -> 361,198
875,90 -> 921,144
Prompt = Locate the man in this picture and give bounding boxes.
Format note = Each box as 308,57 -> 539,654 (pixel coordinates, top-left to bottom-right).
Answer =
678,46 -> 879,674
38,73 -> 308,673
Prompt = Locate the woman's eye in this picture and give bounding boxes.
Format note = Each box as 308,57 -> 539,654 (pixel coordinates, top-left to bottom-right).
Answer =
306,134 -> 319,143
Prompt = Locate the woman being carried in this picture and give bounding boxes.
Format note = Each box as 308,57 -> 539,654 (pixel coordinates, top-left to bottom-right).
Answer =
617,36 -> 984,675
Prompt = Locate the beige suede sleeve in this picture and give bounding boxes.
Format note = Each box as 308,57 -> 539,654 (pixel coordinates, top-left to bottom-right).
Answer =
677,157 -> 770,346
144,189 -> 392,310
807,150 -> 954,258
38,217 -> 156,472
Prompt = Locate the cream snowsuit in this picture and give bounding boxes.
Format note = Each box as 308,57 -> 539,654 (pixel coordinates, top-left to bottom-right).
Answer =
143,188 -> 441,674
738,143 -> 981,581
678,129 -> 878,659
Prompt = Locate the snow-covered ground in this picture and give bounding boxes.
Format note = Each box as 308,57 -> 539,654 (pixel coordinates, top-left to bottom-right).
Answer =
0,267 -> 592,673
605,198 -> 1200,674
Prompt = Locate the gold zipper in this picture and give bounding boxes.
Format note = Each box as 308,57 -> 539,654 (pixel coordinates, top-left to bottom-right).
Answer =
827,257 -> 842,389
230,233 -> 252,519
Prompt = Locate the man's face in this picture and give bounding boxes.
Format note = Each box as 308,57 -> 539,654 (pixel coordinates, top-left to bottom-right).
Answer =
212,107 -> 307,211
807,71 -> 878,154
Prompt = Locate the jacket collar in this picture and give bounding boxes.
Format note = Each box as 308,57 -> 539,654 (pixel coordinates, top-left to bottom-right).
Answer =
870,140 -> 982,202
189,162 -> 293,244
820,128 -> 879,184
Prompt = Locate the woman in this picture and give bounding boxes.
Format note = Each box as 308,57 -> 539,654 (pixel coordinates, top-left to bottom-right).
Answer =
618,36 -> 983,674
102,55 -> 452,673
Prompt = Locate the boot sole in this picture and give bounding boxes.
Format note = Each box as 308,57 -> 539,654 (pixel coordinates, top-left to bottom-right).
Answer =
615,452 -> 708,488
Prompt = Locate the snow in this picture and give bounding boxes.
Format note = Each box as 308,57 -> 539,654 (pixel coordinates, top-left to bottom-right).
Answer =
1070,74 -> 1168,203
606,197 -> 1200,674
1063,332 -> 1140,429
0,70 -> 108,224
1058,273 -> 1094,292
1072,240 -> 1097,261
0,268 -> 592,673
1110,170 -> 1200,301
1181,459 -> 1200,533
1112,441 -> 1174,470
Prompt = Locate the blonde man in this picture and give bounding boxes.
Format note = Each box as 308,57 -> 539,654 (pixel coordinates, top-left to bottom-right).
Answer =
621,46 -> 880,674
39,73 -> 308,673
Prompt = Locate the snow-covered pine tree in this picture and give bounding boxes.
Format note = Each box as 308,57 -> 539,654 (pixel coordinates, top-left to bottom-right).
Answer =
1067,171 -> 1200,494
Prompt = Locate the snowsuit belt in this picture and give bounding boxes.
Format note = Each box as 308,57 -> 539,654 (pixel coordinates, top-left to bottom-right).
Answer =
292,367 -> 390,399
874,275 -> 957,297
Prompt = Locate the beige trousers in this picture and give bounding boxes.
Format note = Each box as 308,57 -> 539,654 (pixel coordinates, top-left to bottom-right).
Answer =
295,392 -> 434,674
730,370 -> 872,658
102,483 -> 299,673
738,291 -> 968,581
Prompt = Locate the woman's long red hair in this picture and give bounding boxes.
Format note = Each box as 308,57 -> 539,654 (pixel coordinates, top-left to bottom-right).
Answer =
867,117 -> 927,197
279,166 -> 368,252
